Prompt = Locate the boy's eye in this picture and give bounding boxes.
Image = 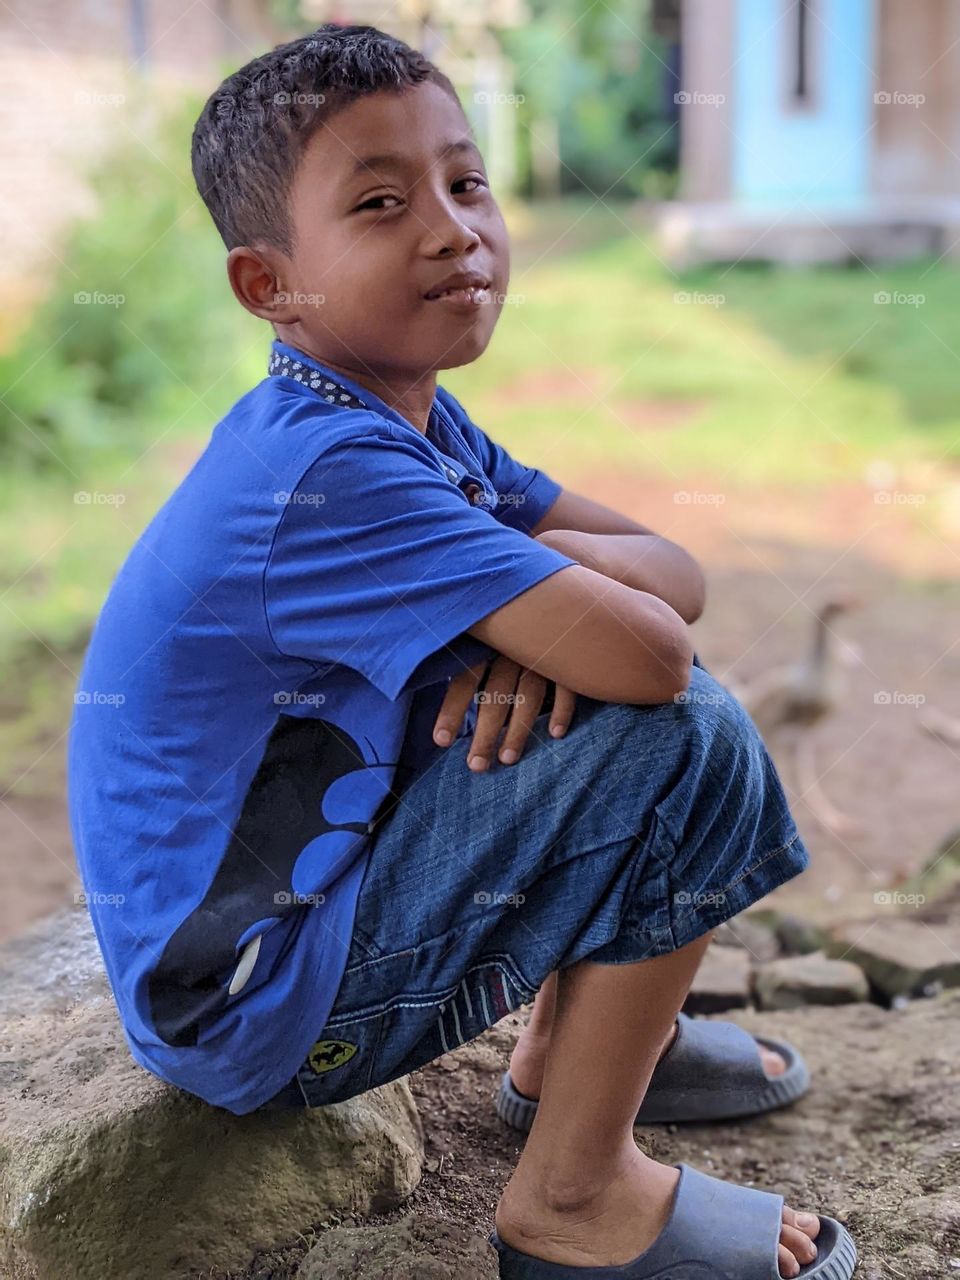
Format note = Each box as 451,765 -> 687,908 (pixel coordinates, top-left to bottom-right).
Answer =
353,176 -> 488,213
354,194 -> 403,212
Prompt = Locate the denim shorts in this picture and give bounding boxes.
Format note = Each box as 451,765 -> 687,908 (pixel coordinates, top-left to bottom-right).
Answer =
260,656 -> 809,1110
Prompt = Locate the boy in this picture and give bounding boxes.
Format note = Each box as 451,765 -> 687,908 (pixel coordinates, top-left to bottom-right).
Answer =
67,24 -> 856,1280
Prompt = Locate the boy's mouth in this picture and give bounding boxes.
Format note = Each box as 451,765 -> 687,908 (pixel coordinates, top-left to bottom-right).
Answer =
423,270 -> 492,308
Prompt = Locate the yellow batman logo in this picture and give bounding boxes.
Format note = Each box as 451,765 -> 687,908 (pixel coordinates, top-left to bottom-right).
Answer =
307,1039 -> 358,1074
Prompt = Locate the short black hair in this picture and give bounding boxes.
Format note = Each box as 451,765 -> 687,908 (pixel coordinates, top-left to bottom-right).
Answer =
191,24 -> 459,254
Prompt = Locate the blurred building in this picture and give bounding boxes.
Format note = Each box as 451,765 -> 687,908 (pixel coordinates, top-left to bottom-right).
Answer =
655,0 -> 960,265
0,0 -> 281,327
301,0 -> 528,195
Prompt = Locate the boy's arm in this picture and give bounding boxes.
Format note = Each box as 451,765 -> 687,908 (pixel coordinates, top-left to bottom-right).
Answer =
529,488 -> 705,625
529,486 -> 657,538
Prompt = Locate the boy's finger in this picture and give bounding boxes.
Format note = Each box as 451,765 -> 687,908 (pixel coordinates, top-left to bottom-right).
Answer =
498,670 -> 547,764
549,684 -> 577,738
467,659 -> 520,770
432,661 -> 487,746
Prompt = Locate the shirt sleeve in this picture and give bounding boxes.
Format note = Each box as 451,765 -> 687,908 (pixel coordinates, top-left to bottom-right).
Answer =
263,429 -> 579,702
446,401 -> 564,535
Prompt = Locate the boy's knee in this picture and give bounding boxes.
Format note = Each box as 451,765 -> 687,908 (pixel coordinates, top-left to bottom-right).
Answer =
664,666 -> 773,806
678,665 -> 757,744
581,666 -> 764,791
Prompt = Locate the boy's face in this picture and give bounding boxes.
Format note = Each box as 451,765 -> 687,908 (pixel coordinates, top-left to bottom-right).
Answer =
274,80 -> 509,380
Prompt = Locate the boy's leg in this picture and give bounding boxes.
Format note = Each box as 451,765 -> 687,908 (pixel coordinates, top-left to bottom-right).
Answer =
495,942 -> 821,1279
507,964 -> 787,1097
508,647 -> 788,1100
270,662 -> 825,1274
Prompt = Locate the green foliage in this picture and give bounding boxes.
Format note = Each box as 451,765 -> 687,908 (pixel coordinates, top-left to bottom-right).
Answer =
502,0 -> 679,197
0,95 -> 261,477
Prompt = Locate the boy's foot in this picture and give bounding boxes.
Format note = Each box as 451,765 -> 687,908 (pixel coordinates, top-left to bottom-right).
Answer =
508,1016 -> 787,1102
495,1146 -> 822,1279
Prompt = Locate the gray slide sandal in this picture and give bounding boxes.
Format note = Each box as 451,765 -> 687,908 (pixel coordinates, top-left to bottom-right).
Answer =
488,1162 -> 857,1278
496,1013 -> 810,1131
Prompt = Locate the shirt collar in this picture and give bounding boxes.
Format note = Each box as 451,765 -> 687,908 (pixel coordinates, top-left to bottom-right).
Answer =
266,339 -> 489,498
268,339 -> 448,440
267,340 -> 368,410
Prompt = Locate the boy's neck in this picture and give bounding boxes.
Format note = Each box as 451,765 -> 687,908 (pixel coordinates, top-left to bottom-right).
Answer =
275,335 -> 437,433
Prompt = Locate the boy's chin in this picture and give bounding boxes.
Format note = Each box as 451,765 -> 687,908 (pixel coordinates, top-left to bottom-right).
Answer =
430,328 -> 497,373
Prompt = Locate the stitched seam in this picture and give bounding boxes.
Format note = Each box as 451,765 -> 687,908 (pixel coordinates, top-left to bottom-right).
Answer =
325,954 -> 532,1027
711,827 -> 803,896
667,829 -> 804,941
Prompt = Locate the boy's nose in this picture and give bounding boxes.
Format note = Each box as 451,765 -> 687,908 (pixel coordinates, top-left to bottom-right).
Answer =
421,208 -> 481,259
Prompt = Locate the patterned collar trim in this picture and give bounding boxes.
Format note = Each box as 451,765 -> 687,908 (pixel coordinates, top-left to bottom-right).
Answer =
266,348 -> 367,410
265,344 -> 492,506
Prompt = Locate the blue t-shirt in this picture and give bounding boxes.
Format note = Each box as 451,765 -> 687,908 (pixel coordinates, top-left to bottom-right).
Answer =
66,337 -> 577,1114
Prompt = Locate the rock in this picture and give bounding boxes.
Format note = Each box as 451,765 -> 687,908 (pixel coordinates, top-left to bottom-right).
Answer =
714,914 -> 781,962
0,908 -> 424,1280
683,943 -> 751,1013
774,913 -> 829,956
0,902 -> 111,1020
898,826 -> 960,906
753,951 -> 869,1010
828,917 -> 960,999
297,1213 -> 498,1279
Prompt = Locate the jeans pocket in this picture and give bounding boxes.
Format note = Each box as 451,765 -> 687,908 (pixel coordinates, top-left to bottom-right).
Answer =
295,1009 -> 386,1106
344,923 -> 384,968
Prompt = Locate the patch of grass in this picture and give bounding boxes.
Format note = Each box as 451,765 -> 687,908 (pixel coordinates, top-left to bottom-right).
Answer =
681,252 -> 960,440
446,227 -> 944,485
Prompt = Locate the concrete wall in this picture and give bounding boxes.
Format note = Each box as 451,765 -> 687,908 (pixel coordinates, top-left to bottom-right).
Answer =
872,0 -> 960,198
0,0 -> 279,328
676,0 -> 736,201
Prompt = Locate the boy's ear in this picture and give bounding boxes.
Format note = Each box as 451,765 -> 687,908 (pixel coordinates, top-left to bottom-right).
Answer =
226,245 -> 300,325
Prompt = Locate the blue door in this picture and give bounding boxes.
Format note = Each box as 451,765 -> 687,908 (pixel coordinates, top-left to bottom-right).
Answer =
732,0 -> 874,205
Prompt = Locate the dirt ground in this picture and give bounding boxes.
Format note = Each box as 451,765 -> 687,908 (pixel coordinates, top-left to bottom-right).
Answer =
227,992 -> 960,1279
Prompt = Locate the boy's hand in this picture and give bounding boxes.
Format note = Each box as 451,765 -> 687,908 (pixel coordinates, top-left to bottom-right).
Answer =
432,655 -> 577,772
